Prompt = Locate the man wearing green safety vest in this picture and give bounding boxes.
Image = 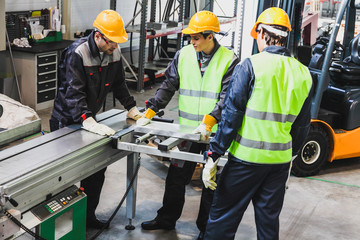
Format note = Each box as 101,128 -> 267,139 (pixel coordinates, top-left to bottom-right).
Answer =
203,8 -> 313,240
136,11 -> 239,240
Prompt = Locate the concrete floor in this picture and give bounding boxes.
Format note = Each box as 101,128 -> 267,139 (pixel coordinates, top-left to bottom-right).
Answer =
34,81 -> 360,240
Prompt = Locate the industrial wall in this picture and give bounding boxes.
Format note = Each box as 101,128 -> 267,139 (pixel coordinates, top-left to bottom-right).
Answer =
1,0 -> 238,88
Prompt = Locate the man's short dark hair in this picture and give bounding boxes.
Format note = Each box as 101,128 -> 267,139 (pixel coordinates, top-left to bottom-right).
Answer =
200,31 -> 214,40
261,25 -> 288,46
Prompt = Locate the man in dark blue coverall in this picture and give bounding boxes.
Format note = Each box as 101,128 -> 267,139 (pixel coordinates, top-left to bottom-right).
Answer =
49,10 -> 142,229
202,7 -> 313,240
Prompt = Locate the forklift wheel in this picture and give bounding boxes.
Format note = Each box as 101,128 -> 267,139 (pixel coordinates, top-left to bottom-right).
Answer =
291,125 -> 330,177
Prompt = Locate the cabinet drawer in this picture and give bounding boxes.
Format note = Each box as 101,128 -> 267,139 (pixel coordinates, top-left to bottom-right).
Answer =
37,64 -> 56,74
38,72 -> 56,83
37,89 -> 56,103
38,81 -> 56,91
37,55 -> 56,65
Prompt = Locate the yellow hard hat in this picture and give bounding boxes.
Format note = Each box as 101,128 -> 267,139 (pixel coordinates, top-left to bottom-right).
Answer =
250,7 -> 291,39
182,11 -> 220,35
93,9 -> 128,43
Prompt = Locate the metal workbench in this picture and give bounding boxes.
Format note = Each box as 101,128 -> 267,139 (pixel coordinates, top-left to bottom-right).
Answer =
0,109 -> 135,239
0,108 -> 226,239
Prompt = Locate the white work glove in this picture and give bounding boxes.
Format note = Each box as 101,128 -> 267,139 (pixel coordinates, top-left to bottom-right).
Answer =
192,123 -> 211,141
136,117 -> 151,126
202,152 -> 219,190
192,114 -> 217,141
136,108 -> 156,126
127,106 -> 143,120
82,117 -> 116,136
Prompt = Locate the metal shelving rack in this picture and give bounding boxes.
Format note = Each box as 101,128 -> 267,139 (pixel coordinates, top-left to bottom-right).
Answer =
123,0 -> 238,92
123,0 -> 186,92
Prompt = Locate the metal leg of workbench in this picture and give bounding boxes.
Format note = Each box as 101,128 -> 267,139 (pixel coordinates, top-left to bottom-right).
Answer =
125,151 -> 139,230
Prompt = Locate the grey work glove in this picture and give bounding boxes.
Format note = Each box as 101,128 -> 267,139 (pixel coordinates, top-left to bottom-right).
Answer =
82,117 -> 115,136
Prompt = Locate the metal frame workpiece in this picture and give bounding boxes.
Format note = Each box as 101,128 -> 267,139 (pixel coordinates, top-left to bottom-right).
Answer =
115,120 -> 228,166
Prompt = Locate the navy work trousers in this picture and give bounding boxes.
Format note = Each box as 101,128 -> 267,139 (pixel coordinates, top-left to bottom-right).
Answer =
156,142 -> 213,232
205,157 -> 290,240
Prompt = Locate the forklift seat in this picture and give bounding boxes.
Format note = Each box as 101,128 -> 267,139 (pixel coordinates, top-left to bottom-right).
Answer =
329,33 -> 360,85
329,61 -> 360,84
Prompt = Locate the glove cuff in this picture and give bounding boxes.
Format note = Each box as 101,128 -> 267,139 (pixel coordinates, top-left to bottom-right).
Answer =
202,114 -> 217,132
144,108 -> 156,119
81,112 -> 92,123
204,151 -> 221,162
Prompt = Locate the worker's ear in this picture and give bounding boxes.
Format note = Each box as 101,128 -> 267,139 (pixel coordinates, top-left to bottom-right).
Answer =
208,34 -> 213,41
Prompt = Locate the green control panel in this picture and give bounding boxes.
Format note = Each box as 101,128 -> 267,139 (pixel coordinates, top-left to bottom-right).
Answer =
31,185 -> 85,221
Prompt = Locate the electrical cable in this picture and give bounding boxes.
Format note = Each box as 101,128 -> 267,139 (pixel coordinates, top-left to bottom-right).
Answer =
130,1 -> 139,65
88,159 -> 141,240
4,210 -> 47,240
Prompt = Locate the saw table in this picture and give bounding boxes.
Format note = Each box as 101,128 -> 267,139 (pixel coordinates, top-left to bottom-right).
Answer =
0,109 -> 134,239
0,109 -> 226,239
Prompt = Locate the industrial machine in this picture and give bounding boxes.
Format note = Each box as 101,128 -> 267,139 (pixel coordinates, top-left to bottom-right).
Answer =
291,0 -> 360,176
0,108 -> 224,239
0,110 -> 133,239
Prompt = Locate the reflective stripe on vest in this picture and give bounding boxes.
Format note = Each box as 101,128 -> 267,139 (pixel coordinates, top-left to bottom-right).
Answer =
178,44 -> 234,131
229,51 -> 312,164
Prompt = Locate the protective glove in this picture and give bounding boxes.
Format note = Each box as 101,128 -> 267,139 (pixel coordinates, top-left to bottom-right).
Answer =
127,106 -> 143,120
82,117 -> 116,136
192,114 -> 217,141
136,108 -> 156,126
202,151 -> 220,190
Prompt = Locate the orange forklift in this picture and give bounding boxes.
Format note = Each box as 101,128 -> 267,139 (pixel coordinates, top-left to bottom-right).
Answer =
291,0 -> 360,176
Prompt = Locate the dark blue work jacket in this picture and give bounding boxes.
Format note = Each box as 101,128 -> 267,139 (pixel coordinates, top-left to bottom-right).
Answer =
209,46 -> 313,160
51,31 -> 136,126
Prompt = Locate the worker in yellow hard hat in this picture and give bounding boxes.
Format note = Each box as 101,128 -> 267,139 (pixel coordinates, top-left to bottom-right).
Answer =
137,10 -> 239,240
203,7 -> 313,239
50,9 -> 142,229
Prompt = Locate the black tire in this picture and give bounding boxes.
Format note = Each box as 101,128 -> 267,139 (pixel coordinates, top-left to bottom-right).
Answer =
291,125 -> 330,177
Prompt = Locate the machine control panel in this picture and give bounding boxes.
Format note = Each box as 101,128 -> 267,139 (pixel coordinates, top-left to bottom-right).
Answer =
31,185 -> 85,221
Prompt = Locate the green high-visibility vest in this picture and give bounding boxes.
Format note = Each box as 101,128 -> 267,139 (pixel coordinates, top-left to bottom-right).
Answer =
178,44 -> 234,131
229,51 -> 312,164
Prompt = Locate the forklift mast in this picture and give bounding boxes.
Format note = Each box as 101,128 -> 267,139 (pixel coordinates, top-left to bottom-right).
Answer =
310,0 -> 351,119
